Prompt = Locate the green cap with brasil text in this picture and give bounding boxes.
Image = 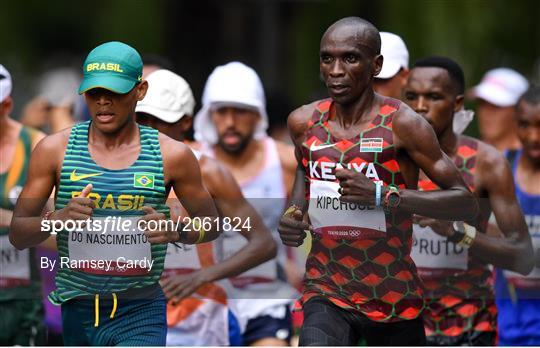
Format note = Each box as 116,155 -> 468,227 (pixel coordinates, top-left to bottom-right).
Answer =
78,41 -> 143,94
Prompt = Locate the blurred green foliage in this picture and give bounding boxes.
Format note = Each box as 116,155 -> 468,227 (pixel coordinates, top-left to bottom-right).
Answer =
1,0 -> 538,136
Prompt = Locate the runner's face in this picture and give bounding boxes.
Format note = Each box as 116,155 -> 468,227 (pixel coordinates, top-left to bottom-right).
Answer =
320,27 -> 382,105
516,100 -> 540,163
85,82 -> 147,134
404,67 -> 463,136
477,100 -> 515,144
211,106 -> 259,155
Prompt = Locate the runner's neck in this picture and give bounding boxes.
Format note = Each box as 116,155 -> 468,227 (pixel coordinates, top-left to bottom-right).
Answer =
0,116 -> 18,140
332,89 -> 378,127
491,133 -> 521,152
89,120 -> 140,149
0,118 -> 22,174
438,127 -> 459,158
213,137 -> 263,170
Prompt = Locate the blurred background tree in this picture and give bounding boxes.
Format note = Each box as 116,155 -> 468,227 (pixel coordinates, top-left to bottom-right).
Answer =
1,0 -> 538,136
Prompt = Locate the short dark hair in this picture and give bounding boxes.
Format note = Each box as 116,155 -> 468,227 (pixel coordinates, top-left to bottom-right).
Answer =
413,56 -> 465,94
519,84 -> 540,106
325,17 -> 381,54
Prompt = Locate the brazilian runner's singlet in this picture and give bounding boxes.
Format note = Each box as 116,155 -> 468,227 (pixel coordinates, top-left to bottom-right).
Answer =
0,126 -> 41,300
49,121 -> 169,304
495,149 -> 540,345
299,98 -> 423,323
411,136 -> 495,340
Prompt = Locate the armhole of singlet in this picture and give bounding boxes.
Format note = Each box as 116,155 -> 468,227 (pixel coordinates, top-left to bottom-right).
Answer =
57,122 -> 82,189
380,97 -> 401,127
505,149 -> 519,169
506,149 -> 522,194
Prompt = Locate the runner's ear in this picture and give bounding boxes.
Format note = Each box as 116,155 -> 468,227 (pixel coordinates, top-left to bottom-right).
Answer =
135,80 -> 149,101
454,95 -> 464,113
372,54 -> 383,77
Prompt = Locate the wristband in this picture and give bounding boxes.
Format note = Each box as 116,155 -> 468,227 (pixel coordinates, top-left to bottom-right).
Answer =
451,221 -> 477,248
195,229 -> 206,244
458,223 -> 477,248
284,205 -> 301,217
375,182 -> 383,207
383,186 -> 401,211
193,219 -> 206,244
448,223 -> 465,243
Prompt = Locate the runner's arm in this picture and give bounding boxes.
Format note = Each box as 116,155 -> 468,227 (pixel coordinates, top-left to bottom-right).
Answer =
163,138 -> 220,244
393,109 -> 478,220
9,135 -> 59,249
275,140 -> 297,195
278,105 -> 313,247
196,158 -> 277,281
466,147 -> 533,274
287,104 -> 311,212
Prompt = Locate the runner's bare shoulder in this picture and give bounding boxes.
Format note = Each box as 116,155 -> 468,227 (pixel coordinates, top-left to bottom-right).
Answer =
391,102 -> 437,148
31,127 -> 72,170
198,155 -> 243,198
287,101 -> 319,139
471,136 -> 514,190
474,136 -> 508,170
157,132 -> 196,162
274,140 -> 296,171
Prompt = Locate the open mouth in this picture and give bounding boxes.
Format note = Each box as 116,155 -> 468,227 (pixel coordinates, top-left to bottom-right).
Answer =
96,113 -> 115,123
223,133 -> 241,146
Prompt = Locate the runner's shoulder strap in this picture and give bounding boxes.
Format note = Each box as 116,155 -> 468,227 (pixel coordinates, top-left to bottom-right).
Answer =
505,149 -> 519,168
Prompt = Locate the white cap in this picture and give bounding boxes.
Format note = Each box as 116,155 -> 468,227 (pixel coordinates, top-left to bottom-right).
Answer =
136,69 -> 195,123
194,61 -> 268,145
472,68 -> 529,107
0,64 -> 12,103
377,32 -> 409,79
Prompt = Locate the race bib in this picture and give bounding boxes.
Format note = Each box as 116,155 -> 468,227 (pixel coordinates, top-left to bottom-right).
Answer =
308,179 -> 386,239
410,224 -> 468,278
0,235 -> 31,288
222,230 -> 278,287
68,216 -> 152,276
504,233 -> 540,289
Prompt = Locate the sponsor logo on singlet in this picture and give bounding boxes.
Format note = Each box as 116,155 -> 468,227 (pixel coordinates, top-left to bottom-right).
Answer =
70,169 -> 103,181
360,138 -> 383,152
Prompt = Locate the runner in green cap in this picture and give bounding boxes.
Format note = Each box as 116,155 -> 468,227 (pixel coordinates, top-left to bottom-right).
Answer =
10,41 -> 220,346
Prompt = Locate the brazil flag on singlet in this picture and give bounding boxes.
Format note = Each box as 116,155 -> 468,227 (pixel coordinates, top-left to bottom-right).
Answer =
49,121 -> 169,304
